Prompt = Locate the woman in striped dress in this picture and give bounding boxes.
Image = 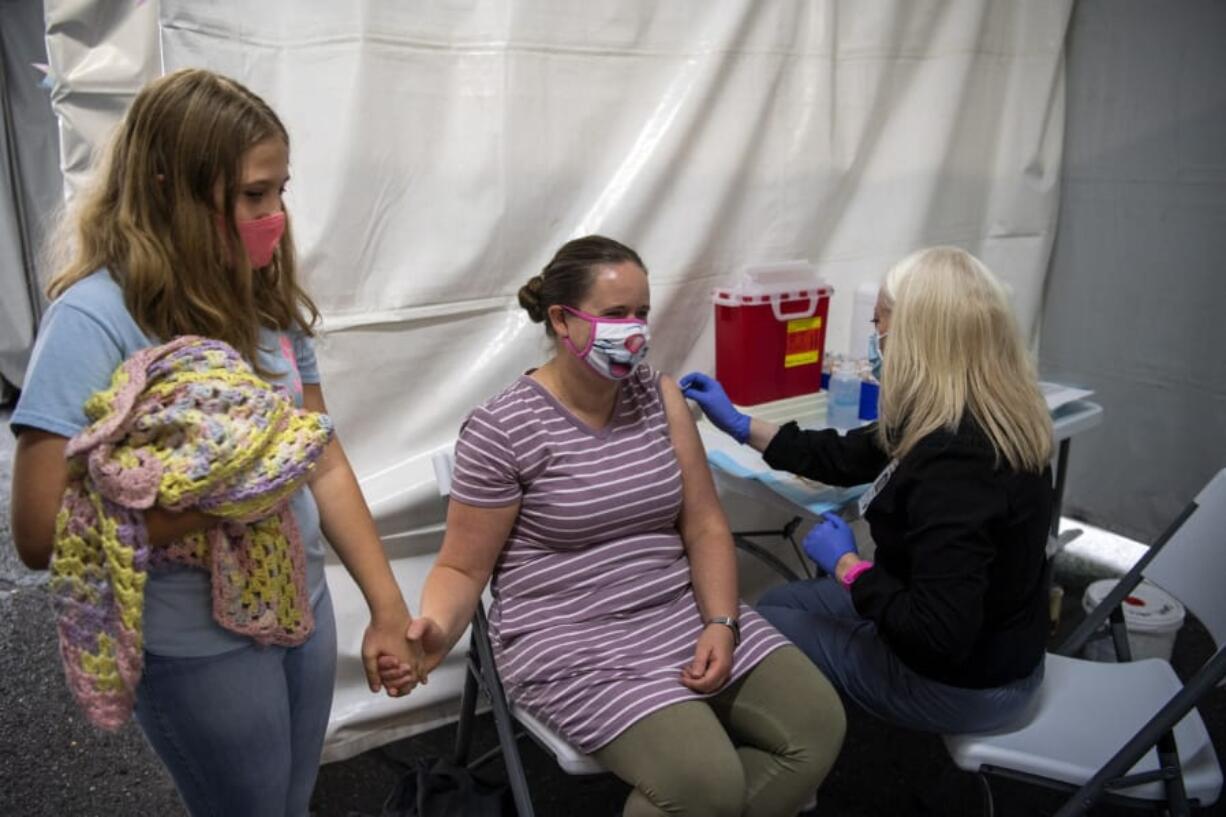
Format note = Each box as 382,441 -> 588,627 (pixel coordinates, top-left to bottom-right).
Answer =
390,236 -> 845,817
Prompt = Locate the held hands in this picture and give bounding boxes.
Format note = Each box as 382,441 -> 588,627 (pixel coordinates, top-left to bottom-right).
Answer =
802,511 -> 858,576
375,615 -> 451,696
383,616 -> 738,696
362,609 -> 426,698
681,622 -> 735,693
678,372 -> 751,444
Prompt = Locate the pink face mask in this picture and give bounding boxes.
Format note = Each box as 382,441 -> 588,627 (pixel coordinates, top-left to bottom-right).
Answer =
235,212 -> 286,268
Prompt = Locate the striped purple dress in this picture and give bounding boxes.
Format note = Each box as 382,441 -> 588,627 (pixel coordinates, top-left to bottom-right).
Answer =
449,365 -> 790,753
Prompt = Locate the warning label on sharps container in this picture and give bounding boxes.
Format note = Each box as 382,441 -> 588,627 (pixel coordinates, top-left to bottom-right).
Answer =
784,316 -> 822,368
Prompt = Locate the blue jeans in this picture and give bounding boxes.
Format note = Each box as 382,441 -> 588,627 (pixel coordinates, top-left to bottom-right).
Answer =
134,591 -> 338,817
757,578 -> 1041,734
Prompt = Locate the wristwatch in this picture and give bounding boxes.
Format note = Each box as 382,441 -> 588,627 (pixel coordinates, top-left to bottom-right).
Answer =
706,615 -> 741,647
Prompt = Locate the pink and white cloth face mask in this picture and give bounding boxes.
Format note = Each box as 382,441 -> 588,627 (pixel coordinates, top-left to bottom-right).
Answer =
561,306 -> 650,380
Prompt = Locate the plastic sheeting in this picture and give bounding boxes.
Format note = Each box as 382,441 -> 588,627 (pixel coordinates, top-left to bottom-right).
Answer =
42,0 -> 1072,761
0,0 -> 62,389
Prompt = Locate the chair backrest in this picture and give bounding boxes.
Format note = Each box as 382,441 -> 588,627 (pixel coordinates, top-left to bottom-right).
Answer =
431,448 -> 455,497
1059,467 -> 1226,659
1143,468 -> 1226,650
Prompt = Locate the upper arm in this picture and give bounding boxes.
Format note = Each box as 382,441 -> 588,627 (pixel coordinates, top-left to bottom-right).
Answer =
658,374 -> 732,542
301,383 -> 347,484
439,403 -> 525,581
435,498 -> 519,587
9,301 -> 129,569
449,406 -> 524,508
292,331 -> 321,385
12,303 -> 126,438
11,430 -> 70,569
301,382 -> 326,414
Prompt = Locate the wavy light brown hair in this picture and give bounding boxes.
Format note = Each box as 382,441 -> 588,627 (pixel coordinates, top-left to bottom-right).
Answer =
47,68 -> 318,369
876,246 -> 1052,472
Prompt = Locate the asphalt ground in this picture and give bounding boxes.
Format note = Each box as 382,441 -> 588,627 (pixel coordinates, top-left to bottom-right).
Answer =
3,406 -> 1224,816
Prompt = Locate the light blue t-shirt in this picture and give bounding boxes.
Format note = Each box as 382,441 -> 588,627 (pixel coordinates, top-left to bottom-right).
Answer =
12,269 -> 328,657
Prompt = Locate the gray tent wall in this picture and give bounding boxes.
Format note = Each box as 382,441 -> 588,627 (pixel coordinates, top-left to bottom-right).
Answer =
0,0 -> 62,393
1040,0 -> 1226,542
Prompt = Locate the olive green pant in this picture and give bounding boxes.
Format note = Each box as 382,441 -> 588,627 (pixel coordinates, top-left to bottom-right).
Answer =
593,646 -> 846,817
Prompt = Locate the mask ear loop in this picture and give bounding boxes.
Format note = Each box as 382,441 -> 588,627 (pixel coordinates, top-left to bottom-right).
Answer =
560,306 -> 597,359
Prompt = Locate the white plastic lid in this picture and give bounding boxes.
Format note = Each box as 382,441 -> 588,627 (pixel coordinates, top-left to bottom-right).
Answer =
712,260 -> 831,306
1082,578 -> 1186,633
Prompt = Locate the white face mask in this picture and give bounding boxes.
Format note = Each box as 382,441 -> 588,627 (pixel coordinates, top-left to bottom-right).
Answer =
561,306 -> 650,380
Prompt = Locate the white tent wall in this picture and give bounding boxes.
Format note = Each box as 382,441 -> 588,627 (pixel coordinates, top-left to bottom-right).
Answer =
1039,0 -> 1226,543
42,0 -> 1073,761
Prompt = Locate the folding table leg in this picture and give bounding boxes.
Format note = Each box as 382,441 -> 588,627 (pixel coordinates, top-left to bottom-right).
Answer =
732,516 -> 809,581
1050,439 -> 1070,539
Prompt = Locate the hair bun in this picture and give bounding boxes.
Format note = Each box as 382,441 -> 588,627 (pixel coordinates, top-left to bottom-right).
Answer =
517,275 -> 546,322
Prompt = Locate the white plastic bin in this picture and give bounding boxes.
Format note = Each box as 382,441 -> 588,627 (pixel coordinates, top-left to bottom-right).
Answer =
1081,578 -> 1185,662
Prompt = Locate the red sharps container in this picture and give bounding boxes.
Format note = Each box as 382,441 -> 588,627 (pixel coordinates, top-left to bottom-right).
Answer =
713,262 -> 832,406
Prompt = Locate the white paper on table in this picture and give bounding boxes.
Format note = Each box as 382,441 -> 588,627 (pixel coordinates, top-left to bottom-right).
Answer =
1039,381 -> 1094,412
700,423 -> 866,516
701,427 -> 776,476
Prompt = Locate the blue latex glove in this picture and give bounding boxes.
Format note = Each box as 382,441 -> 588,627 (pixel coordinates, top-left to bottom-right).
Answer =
802,512 -> 857,575
678,372 -> 751,444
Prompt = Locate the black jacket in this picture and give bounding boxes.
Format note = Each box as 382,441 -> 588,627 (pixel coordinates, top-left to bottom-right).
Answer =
763,417 -> 1052,689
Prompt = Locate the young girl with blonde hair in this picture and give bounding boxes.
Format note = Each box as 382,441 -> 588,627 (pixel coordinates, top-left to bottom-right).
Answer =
683,246 -> 1054,734
10,68 -> 417,816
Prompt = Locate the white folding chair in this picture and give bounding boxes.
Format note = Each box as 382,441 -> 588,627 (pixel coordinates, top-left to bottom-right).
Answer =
431,449 -> 602,817
944,468 -> 1226,817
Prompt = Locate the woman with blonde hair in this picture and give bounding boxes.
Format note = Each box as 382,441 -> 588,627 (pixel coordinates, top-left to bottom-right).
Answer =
681,246 -> 1053,733
10,69 -> 418,815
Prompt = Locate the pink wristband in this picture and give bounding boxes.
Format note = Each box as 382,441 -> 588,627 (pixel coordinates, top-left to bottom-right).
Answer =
841,560 -> 874,588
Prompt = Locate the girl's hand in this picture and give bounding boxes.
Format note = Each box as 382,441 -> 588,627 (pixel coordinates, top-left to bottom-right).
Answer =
376,653 -> 416,695
143,507 -> 221,547
680,623 -> 735,693
361,610 -> 420,698
375,614 -> 452,695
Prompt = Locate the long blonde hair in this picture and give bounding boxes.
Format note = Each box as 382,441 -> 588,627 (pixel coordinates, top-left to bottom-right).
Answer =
876,246 -> 1052,472
46,69 -> 318,369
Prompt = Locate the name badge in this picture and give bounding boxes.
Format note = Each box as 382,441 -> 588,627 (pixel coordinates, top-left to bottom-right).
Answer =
858,458 -> 899,518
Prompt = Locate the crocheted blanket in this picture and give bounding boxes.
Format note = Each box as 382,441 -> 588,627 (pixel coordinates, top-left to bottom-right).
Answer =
49,335 -> 334,730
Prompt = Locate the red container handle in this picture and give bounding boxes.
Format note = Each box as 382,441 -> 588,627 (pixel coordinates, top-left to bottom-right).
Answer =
770,292 -> 819,321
